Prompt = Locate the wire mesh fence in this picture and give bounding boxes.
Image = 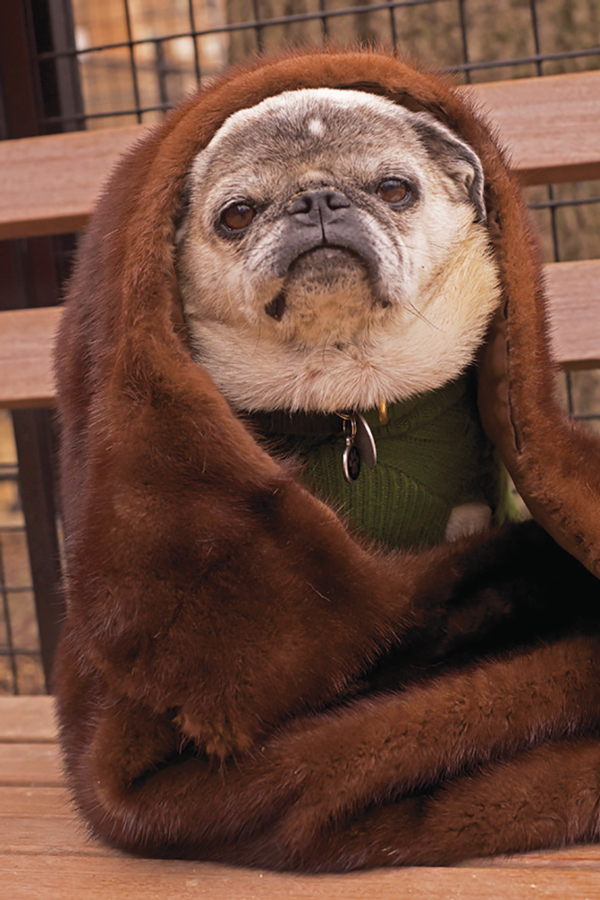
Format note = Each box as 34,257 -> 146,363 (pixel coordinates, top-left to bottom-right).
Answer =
0,412 -> 43,694
34,1 -> 600,124
35,1 -> 600,268
1,0 -> 599,693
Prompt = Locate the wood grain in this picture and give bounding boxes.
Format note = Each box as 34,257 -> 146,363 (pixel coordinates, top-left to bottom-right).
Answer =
0,695 -> 58,742
0,814 -> 110,858
464,70 -> 600,185
544,260 -> 600,369
0,743 -> 62,786
3,854 -> 600,900
0,125 -> 145,240
1,71 -> 599,240
0,785 -> 73,816
0,306 -> 60,408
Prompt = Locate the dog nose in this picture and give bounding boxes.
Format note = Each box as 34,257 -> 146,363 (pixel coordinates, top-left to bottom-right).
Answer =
287,189 -> 351,221
275,188 -> 373,280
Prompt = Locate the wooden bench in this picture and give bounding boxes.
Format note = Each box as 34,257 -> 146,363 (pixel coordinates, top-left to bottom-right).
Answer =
1,69 -> 600,896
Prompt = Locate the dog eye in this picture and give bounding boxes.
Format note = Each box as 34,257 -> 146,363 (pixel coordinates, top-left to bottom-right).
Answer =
376,179 -> 410,205
220,202 -> 255,231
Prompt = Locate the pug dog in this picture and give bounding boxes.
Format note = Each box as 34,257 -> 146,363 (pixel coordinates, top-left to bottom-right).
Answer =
175,88 -> 504,543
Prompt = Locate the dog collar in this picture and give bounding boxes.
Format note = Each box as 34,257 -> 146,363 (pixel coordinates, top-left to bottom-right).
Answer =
243,376 -> 474,485
245,407 -> 376,484
243,375 -> 468,439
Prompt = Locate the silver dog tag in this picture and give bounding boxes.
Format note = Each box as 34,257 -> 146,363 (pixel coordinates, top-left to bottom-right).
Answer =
341,413 -> 377,484
354,412 -> 377,469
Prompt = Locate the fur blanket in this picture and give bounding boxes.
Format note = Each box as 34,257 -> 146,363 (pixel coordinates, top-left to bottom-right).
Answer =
53,49 -> 600,871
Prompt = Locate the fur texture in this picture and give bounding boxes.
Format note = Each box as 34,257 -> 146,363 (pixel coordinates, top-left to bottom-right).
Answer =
54,49 -> 600,872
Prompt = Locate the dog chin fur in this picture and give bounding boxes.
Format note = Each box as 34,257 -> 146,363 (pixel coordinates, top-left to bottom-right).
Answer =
177,88 -> 502,414
182,215 -> 500,414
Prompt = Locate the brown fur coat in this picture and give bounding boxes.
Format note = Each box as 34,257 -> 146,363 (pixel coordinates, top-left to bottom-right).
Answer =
54,49 -> 600,871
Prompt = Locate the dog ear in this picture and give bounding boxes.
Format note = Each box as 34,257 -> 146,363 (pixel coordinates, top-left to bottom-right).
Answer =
409,112 -> 486,224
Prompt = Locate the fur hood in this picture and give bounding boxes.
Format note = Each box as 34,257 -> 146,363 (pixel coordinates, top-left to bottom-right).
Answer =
53,50 -> 600,870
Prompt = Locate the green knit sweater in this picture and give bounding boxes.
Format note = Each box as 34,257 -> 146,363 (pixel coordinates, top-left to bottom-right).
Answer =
249,371 -> 521,549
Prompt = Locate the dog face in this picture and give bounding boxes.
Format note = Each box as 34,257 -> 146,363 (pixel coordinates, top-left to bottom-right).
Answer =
176,88 -> 501,413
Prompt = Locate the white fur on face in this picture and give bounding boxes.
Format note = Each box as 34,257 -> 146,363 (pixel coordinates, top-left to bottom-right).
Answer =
176,89 -> 501,413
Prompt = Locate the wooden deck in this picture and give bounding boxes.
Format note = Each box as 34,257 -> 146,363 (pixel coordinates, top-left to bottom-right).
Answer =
2,696 -> 600,899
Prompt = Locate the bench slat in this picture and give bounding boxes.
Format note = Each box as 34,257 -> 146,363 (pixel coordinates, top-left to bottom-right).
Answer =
544,260 -> 600,369
0,743 -> 62,786
3,853 -> 600,900
1,70 -> 600,241
1,259 -> 597,409
0,305 -> 61,408
0,813 -> 114,858
0,695 -> 58,742
0,125 -> 144,240
465,70 -> 600,185
0,785 -> 71,816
